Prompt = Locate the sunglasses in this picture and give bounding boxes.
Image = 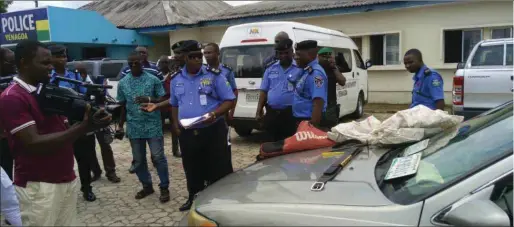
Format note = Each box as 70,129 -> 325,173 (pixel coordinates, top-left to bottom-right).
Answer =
187,53 -> 203,60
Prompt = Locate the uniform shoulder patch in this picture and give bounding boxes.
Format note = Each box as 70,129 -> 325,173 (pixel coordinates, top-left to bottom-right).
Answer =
431,79 -> 441,87
221,63 -> 233,71
207,67 -> 221,75
305,66 -> 313,74
424,68 -> 432,76
314,75 -> 324,88
265,59 -> 278,69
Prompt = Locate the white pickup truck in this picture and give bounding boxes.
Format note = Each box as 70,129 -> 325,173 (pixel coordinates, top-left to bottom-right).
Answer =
452,38 -> 513,120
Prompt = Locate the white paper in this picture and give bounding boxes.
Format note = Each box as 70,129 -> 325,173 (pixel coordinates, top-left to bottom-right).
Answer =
403,139 -> 430,156
200,95 -> 207,106
180,113 -> 210,129
384,153 -> 422,180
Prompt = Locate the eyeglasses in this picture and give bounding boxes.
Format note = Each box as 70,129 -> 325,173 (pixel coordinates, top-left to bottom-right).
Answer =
187,53 -> 203,60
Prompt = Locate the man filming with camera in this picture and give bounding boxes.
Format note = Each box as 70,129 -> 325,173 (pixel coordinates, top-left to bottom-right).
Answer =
0,40 -> 112,226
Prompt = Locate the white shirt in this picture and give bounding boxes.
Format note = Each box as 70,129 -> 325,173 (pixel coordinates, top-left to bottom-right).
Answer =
1,167 -> 22,226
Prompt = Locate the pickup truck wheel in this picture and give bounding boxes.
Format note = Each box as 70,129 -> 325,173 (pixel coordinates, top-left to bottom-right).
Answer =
351,93 -> 364,119
234,127 -> 253,137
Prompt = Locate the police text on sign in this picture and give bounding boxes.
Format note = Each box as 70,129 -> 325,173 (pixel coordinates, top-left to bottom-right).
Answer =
2,14 -> 36,41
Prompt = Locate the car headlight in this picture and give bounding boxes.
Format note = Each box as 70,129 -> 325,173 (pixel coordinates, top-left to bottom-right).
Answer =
188,202 -> 218,227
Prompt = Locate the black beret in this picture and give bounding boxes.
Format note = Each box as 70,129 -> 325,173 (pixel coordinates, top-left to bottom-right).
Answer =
171,40 -> 186,52
275,38 -> 293,51
48,44 -> 67,56
295,40 -> 318,50
179,40 -> 202,53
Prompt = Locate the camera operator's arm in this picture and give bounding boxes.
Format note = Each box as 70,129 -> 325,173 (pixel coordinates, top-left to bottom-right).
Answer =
0,95 -> 110,154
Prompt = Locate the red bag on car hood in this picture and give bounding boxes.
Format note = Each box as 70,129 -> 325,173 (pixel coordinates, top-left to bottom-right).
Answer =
282,121 -> 336,153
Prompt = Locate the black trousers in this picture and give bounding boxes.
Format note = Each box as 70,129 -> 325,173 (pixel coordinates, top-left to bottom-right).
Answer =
263,106 -> 297,141
0,138 -> 13,180
94,130 -> 117,175
179,119 -> 232,198
73,134 -> 97,193
162,112 -> 180,153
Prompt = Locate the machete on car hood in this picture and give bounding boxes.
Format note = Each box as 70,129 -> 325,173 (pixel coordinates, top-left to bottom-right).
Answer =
194,146 -> 394,207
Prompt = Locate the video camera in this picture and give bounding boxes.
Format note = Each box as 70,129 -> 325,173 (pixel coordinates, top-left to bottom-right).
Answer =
35,76 -> 122,124
0,76 -> 14,90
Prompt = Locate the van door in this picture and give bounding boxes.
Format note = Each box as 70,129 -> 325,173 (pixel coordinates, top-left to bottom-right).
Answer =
352,49 -> 368,105
334,48 -> 357,116
464,42 -> 513,109
220,45 -> 275,119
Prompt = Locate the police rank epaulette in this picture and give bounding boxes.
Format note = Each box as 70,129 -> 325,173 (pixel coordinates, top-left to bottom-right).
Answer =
221,63 -> 233,71
265,59 -> 278,69
206,66 -> 221,75
424,68 -> 432,76
304,65 -> 313,74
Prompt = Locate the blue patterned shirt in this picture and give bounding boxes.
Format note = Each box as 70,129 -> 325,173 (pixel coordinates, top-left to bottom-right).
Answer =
117,71 -> 166,139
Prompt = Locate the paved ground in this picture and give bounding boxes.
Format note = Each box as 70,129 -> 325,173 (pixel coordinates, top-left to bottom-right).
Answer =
75,112 -> 393,226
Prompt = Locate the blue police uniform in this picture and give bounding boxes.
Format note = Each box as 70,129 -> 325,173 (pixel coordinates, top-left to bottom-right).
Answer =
50,69 -> 87,94
217,64 -> 237,91
262,53 -> 277,69
410,65 -> 444,110
120,61 -> 163,80
169,63 -> 236,200
292,59 -> 328,119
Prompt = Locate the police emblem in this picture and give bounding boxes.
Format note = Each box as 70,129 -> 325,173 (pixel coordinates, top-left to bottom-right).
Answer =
314,76 -> 324,88
226,81 -> 231,87
200,78 -> 211,87
432,79 -> 441,87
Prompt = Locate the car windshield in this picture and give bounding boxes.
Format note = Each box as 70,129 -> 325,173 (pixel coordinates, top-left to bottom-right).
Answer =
375,102 -> 513,205
66,62 -> 94,76
220,45 -> 275,78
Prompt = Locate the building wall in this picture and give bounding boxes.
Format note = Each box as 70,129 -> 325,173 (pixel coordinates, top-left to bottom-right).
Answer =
163,1 -> 512,104
147,36 -> 171,61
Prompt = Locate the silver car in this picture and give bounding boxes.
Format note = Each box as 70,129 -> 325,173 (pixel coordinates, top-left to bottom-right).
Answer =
183,101 -> 513,226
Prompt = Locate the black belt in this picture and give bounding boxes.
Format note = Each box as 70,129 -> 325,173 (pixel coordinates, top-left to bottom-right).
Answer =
311,145 -> 364,191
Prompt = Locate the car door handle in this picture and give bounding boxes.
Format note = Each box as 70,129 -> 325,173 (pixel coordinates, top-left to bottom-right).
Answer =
511,75 -> 513,81
352,72 -> 355,78
249,81 -> 256,85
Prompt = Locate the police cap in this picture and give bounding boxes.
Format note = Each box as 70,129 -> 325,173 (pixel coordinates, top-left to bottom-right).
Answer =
171,40 -> 186,52
294,40 -> 317,51
179,40 -> 202,53
48,44 -> 67,56
275,38 -> 293,51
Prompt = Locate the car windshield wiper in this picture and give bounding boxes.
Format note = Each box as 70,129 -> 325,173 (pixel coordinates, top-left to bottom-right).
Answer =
310,144 -> 365,191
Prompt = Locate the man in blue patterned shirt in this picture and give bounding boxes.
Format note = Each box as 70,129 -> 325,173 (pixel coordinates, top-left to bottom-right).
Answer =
116,51 -> 171,203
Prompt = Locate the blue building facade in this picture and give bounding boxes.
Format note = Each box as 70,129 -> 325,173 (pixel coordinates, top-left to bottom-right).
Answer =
0,6 -> 153,60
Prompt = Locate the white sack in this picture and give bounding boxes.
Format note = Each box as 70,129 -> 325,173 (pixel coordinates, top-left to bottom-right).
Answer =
327,105 -> 464,146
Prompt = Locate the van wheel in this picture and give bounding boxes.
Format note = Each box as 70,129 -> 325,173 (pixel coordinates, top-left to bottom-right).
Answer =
234,127 -> 253,137
351,93 -> 364,119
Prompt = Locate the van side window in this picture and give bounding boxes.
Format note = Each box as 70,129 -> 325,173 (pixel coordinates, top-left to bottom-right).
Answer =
335,48 -> 353,72
471,44 -> 505,66
507,44 -> 513,66
353,50 -> 365,69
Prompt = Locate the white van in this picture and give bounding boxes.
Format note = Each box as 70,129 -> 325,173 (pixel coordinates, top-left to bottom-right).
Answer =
219,21 -> 371,137
453,38 -> 513,120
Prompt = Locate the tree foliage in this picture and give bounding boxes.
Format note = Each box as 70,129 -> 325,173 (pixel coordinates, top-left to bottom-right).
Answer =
0,0 -> 14,13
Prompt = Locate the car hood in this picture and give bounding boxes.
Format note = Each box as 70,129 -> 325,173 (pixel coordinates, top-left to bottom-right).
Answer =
194,146 -> 394,208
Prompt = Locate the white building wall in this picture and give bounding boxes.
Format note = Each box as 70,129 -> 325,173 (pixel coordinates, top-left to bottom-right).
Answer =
161,1 -> 513,104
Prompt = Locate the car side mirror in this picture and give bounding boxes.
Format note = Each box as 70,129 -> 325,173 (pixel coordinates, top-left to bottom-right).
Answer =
442,200 -> 510,226
457,62 -> 465,69
365,60 -> 372,69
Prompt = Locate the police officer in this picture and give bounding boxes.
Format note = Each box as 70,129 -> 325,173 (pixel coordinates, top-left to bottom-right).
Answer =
120,46 -> 162,80
49,45 -> 98,201
262,32 -> 290,68
171,40 -> 187,69
257,38 -> 302,141
159,55 -> 181,158
141,40 -> 236,211
404,49 -> 445,110
292,40 -> 328,128
203,42 -> 238,167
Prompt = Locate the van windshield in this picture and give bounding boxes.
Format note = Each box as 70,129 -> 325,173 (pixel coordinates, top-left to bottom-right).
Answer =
220,45 -> 275,78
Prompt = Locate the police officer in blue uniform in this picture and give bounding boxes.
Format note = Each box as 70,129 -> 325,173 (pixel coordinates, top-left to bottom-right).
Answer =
120,46 -> 163,80
141,40 -> 236,211
262,32 -> 290,68
257,38 -> 302,141
48,44 -> 99,201
292,40 -> 328,128
404,49 -> 445,110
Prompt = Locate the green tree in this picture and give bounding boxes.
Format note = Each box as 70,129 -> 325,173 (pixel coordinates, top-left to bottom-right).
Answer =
0,0 -> 13,13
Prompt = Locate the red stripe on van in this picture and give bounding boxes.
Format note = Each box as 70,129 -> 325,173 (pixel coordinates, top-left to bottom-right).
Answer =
241,38 -> 268,43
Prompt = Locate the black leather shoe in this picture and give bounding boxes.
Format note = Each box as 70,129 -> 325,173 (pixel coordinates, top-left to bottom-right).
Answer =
128,161 -> 136,174
159,188 -> 170,203
172,150 -> 181,158
83,191 -> 96,202
179,198 -> 193,211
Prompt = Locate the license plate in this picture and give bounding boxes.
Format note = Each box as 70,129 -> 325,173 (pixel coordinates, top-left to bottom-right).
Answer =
246,92 -> 259,102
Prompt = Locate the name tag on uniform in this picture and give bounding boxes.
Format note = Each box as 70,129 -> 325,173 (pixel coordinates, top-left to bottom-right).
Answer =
200,94 -> 207,106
